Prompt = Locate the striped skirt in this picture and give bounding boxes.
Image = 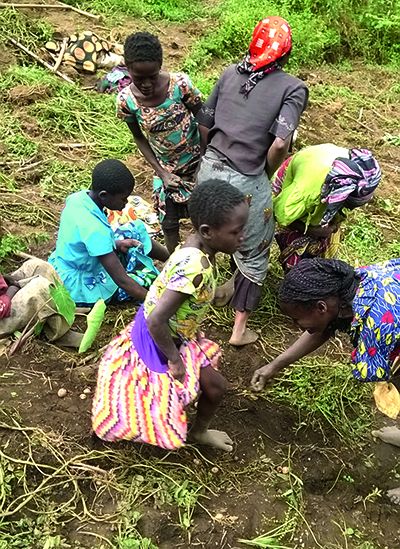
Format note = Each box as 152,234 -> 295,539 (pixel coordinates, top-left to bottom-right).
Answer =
92,321 -> 220,450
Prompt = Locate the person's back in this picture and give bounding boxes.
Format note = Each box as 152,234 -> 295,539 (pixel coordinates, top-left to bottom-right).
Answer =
197,16 -> 308,346
206,65 -> 307,176
49,190 -> 118,304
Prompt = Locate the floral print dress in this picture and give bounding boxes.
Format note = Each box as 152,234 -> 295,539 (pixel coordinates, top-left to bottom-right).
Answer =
351,258 -> 400,382
143,247 -> 216,340
117,73 -> 202,222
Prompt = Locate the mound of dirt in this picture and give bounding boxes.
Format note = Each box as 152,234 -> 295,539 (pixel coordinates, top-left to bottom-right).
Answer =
7,84 -> 52,105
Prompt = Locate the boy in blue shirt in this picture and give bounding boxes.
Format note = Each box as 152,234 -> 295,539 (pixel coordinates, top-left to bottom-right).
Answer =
49,159 -> 168,306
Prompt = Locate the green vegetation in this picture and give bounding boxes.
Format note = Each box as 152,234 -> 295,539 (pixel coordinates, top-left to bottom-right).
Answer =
184,0 -> 400,74
63,0 -> 203,22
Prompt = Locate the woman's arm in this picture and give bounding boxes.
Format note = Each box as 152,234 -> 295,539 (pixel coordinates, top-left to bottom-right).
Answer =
266,135 -> 292,179
99,251 -> 147,301
146,289 -> 189,381
126,118 -> 179,189
198,125 -> 210,157
251,329 -> 331,391
126,118 -> 165,178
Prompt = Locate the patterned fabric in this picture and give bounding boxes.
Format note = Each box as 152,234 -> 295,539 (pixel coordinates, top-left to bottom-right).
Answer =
320,148 -> 381,226
96,65 -> 132,93
117,73 -> 202,222
237,17 -> 292,97
0,275 -> 11,319
45,32 -> 123,74
197,150 -> 275,285
143,247 -> 216,340
351,258 -> 400,382
275,225 -> 341,270
114,221 -> 159,301
92,318 -> 221,449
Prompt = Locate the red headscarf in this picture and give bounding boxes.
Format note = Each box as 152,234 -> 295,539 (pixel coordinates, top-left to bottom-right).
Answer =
237,16 -> 292,97
248,16 -> 292,71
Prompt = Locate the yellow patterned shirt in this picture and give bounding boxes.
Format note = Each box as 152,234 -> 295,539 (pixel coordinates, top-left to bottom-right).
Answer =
143,247 -> 216,340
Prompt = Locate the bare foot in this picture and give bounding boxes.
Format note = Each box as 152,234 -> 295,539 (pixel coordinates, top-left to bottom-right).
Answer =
372,426 -> 400,448
387,487 -> 400,505
229,328 -> 259,346
189,429 -> 233,452
213,273 -> 236,307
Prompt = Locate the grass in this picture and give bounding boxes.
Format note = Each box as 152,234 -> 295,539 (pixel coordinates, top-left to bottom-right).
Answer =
62,0 -> 204,22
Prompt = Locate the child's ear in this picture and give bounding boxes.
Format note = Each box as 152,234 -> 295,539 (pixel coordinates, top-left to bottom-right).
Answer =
98,190 -> 108,203
198,224 -> 211,239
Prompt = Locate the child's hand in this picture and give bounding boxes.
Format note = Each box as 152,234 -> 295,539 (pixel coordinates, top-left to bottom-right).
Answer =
168,357 -> 186,383
116,238 -> 141,253
162,172 -> 181,190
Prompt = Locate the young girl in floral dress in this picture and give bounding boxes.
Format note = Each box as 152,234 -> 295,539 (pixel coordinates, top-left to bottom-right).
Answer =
117,32 -> 202,253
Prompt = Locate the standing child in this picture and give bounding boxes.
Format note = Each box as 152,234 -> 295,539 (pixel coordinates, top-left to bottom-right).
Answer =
117,32 -> 203,253
92,180 -> 249,450
49,159 -> 168,306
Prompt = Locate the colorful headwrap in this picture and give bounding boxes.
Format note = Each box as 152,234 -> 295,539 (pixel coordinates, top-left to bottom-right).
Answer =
237,16 -> 292,98
320,148 -> 381,226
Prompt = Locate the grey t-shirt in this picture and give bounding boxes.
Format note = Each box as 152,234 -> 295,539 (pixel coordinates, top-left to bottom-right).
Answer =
197,65 -> 308,176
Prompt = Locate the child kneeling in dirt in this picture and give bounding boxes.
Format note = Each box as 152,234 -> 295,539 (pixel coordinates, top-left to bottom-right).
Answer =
49,159 -> 168,307
92,180 -> 249,451
0,257 -> 82,347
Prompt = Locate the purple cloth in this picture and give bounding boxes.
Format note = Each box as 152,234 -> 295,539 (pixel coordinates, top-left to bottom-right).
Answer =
131,306 -> 168,373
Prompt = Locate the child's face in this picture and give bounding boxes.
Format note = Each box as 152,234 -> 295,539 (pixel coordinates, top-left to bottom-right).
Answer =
205,201 -> 249,254
100,190 -> 131,211
128,61 -> 161,97
280,297 -> 340,335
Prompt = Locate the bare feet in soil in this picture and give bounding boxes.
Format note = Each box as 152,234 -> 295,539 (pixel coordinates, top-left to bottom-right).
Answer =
213,273 -> 236,307
372,426 -> 400,447
229,328 -> 259,346
189,429 -> 233,452
387,487 -> 400,505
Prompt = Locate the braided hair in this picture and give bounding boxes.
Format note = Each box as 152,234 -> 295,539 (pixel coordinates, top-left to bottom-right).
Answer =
188,180 -> 245,229
124,32 -> 163,67
279,258 -> 360,305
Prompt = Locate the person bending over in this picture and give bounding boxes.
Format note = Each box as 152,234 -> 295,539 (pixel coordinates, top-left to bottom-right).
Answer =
251,257 -> 400,503
117,32 -> 203,253
92,180 -> 249,451
273,144 -> 381,271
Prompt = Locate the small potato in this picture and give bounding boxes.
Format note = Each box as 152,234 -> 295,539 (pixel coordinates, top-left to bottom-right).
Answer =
57,388 -> 67,398
79,393 -> 87,400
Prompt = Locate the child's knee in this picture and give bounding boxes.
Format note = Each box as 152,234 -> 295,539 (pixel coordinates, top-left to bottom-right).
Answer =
203,370 -> 227,403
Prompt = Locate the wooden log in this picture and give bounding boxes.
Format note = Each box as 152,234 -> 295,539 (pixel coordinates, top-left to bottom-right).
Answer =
0,2 -> 101,20
57,1 -> 100,20
52,36 -> 68,73
9,38 -> 74,83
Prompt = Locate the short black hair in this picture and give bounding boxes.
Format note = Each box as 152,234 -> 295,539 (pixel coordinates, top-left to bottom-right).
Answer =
188,180 -> 245,229
124,32 -> 163,66
91,159 -> 135,195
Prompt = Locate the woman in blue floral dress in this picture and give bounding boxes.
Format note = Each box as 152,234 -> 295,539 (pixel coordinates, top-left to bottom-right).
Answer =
251,257 -> 400,389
